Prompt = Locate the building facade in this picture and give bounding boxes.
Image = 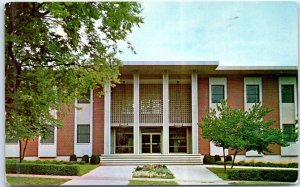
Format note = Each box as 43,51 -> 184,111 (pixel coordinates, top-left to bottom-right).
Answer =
5,61 -> 298,164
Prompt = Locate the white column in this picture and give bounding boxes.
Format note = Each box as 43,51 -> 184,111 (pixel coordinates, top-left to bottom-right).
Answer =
163,70 -> 169,154
104,82 -> 111,154
192,71 -> 199,154
133,71 -> 140,154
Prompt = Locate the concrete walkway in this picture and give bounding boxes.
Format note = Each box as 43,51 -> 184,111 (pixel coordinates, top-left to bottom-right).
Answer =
62,166 -> 135,185
168,165 -> 229,185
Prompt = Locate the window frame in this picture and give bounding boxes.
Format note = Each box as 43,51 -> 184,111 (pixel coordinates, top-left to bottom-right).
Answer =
246,84 -> 260,103
281,85 -> 294,103
77,124 -> 90,143
78,91 -> 91,104
211,85 -> 225,103
283,124 -> 296,142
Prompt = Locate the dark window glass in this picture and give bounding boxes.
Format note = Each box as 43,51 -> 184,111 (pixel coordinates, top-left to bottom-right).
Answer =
211,85 -> 224,103
6,136 -> 18,144
283,124 -> 296,142
78,91 -> 90,103
282,85 -> 294,103
41,127 -> 55,144
246,85 -> 260,103
77,125 -> 90,143
169,128 -> 187,153
115,127 -> 133,153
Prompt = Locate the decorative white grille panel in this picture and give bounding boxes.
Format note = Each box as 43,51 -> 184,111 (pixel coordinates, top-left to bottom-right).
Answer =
111,84 -> 133,123
169,84 -> 192,123
139,84 -> 163,123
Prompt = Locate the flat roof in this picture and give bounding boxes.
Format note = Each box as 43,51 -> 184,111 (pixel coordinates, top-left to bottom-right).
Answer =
123,61 -> 219,66
216,66 -> 298,70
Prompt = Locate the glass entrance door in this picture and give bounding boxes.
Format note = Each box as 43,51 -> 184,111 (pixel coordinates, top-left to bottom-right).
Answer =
141,133 -> 161,153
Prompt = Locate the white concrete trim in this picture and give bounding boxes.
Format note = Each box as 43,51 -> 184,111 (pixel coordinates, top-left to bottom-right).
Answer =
217,66 -> 298,70
133,71 -> 140,154
90,89 -> 93,155
244,77 -> 263,157
279,77 -> 298,156
163,70 -> 169,154
104,82 -> 111,154
123,61 -> 219,66
209,77 -> 228,156
191,71 -> 198,154
74,98 -> 78,153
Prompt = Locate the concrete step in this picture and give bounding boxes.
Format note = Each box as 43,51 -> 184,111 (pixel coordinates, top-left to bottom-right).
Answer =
100,154 -> 203,165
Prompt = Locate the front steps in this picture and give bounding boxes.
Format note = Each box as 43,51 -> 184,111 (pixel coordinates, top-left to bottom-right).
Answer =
100,154 -> 202,165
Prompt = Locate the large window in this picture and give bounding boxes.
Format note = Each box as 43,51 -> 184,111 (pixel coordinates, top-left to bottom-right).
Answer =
246,85 -> 260,103
283,124 -> 296,142
169,128 -> 187,153
211,85 -> 224,103
77,124 -> 90,143
40,126 -> 55,144
281,85 -> 294,103
6,136 -> 18,144
115,127 -> 133,153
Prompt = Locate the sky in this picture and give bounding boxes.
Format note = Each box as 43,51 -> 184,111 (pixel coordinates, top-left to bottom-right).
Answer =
118,1 -> 298,66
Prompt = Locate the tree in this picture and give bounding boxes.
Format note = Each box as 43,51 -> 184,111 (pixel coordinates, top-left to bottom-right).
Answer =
5,2 -> 143,162
200,101 -> 243,172
199,101 -> 290,172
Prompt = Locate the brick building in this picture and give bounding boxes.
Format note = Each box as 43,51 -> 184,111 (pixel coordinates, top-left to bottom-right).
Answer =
5,61 -> 298,164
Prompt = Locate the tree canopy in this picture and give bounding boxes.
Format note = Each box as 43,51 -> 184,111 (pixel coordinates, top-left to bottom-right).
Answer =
5,2 -> 143,161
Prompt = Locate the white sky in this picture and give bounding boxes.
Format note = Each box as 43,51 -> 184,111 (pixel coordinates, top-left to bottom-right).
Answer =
118,1 -> 298,66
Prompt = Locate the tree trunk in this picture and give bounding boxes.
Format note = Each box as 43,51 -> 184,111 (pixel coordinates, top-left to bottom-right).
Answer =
19,138 -> 28,162
231,149 -> 238,169
222,146 -> 226,172
18,140 -> 22,163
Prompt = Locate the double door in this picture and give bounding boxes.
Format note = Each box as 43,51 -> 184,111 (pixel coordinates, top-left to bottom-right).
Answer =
141,133 -> 161,153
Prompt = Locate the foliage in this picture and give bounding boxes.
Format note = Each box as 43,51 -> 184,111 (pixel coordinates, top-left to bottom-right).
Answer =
214,155 -> 221,162
7,177 -> 70,186
227,169 -> 298,182
237,161 -> 298,168
6,163 -> 79,175
5,2 -> 143,162
69,154 -> 77,162
203,155 -> 215,164
90,155 -> 100,165
81,155 -> 89,163
128,180 -> 179,186
200,101 -> 290,171
224,155 -> 232,162
133,164 -> 174,179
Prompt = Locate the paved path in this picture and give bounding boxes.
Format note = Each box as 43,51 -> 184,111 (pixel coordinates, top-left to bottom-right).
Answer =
168,165 -> 229,185
62,166 -> 135,185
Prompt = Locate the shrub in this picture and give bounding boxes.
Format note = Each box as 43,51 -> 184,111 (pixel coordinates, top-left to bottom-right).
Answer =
6,163 -> 79,176
215,161 -> 223,165
214,155 -> 221,162
69,154 -> 77,162
224,155 -> 232,162
227,169 -> 298,182
90,155 -> 100,165
203,155 -> 215,164
81,155 -> 89,163
79,161 -> 85,165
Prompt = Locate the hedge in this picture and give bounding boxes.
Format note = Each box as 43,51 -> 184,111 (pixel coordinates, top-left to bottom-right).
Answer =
203,155 -> 215,164
237,161 -> 298,168
6,163 -> 79,176
227,169 -> 298,182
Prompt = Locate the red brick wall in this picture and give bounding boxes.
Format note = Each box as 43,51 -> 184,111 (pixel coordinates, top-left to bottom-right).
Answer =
198,77 -> 210,155
22,138 -> 38,156
93,88 -> 105,155
262,76 -> 280,155
57,105 -> 74,156
227,77 -> 245,155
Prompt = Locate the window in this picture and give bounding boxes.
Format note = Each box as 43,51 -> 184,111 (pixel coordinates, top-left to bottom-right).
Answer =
40,127 -> 55,144
77,124 -> 90,143
6,136 -> 18,144
78,91 -> 90,103
282,85 -> 294,103
115,127 -> 133,153
211,85 -> 224,103
283,124 -> 296,142
246,85 -> 260,103
169,128 -> 187,153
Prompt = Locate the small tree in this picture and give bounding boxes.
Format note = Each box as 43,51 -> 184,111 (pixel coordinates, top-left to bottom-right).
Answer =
200,101 -> 243,172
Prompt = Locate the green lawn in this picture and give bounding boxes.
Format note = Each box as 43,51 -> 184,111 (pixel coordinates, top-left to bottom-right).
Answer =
207,168 -> 228,180
128,180 -> 179,185
77,164 -> 98,176
6,176 -> 70,186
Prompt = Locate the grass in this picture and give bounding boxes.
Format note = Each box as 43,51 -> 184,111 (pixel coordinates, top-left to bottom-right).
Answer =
207,168 -> 228,180
128,180 -> 179,185
77,164 -> 98,176
229,181 -> 292,185
6,176 -> 70,186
